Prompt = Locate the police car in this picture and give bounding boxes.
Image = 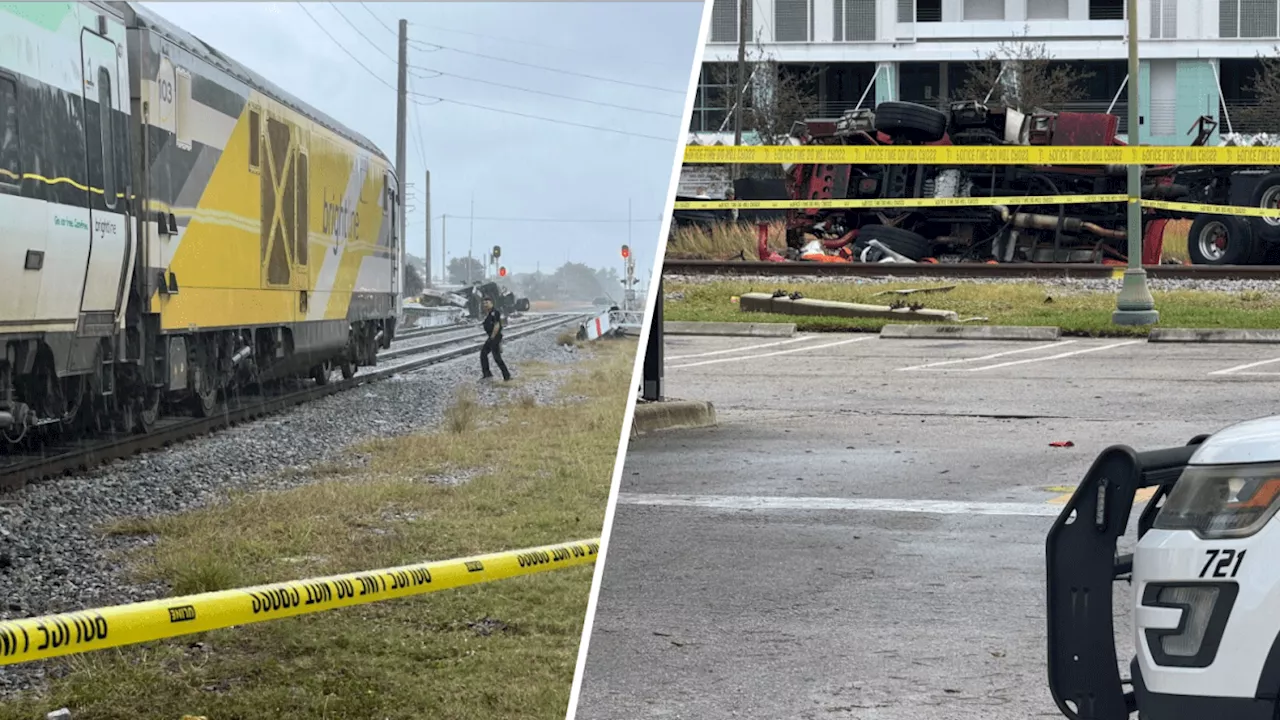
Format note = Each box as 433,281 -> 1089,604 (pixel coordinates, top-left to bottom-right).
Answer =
1047,415 -> 1280,720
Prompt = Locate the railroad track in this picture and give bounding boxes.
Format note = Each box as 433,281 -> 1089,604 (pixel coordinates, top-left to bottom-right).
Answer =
661,260 -> 1280,280
0,313 -> 585,492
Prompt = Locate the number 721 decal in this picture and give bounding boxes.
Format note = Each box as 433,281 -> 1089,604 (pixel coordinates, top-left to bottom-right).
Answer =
1200,549 -> 1247,579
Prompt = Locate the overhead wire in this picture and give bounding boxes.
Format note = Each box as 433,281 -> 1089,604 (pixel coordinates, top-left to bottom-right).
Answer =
408,65 -> 681,118
408,42 -> 685,95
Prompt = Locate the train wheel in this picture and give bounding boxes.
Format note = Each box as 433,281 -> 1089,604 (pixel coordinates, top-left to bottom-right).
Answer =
138,389 -> 161,433
312,362 -> 332,386
1189,214 -> 1254,265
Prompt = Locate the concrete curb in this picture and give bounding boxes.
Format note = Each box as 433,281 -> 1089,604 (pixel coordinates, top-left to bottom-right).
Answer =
880,324 -> 1062,341
631,400 -> 717,436
665,321 -> 796,337
1149,328 -> 1280,344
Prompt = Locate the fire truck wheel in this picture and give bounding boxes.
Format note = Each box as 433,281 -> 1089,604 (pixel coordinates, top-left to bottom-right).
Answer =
1188,214 -> 1255,265
1248,173 -> 1280,242
859,224 -> 932,261
872,102 -> 948,143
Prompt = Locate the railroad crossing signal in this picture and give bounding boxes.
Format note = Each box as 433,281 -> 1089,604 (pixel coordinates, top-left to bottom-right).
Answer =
492,245 -> 501,259
498,266 -> 507,277
621,244 -> 630,259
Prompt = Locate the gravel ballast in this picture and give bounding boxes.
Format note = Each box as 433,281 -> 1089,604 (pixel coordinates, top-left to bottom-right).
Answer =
0,323 -> 592,695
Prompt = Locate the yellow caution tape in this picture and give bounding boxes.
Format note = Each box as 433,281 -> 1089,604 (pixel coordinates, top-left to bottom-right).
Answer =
0,538 -> 600,666
1140,198 -> 1280,219
675,194 -> 1280,219
683,144 -> 1280,166
673,194 -> 1127,211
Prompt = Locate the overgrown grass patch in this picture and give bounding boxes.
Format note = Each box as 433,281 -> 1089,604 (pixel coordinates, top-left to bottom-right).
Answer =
2,339 -> 638,720
664,280 -> 1280,337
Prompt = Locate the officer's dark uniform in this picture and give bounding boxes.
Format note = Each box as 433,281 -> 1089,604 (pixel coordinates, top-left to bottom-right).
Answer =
481,306 -> 511,381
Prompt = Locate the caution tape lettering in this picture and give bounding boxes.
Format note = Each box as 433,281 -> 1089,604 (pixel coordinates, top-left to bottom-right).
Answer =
682,144 -> 1280,166
32,612 -> 108,652
168,605 -> 197,623
249,586 -> 303,615
465,561 -> 485,573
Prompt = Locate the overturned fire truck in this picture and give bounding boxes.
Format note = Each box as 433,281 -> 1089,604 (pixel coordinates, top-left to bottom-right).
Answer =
779,101 -> 1280,265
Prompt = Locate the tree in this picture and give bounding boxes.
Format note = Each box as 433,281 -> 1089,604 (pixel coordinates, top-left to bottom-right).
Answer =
705,41 -> 820,179
447,256 -> 485,285
1238,48 -> 1280,134
403,262 -> 425,297
956,25 -> 1094,114
550,262 -> 607,301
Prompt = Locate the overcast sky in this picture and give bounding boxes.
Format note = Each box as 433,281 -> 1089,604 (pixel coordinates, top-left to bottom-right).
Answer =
139,1 -> 705,283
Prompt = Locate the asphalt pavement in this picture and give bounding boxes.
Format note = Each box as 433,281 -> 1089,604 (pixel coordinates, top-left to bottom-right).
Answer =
573,332 -> 1280,720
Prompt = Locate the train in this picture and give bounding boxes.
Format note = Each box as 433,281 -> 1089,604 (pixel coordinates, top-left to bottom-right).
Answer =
0,1 -> 401,444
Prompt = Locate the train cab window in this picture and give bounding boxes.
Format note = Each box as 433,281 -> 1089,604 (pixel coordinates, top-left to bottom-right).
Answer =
0,76 -> 19,184
175,67 -> 192,151
98,68 -> 117,209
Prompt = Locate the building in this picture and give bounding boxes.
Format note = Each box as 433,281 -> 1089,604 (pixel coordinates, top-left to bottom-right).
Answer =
691,0 -> 1280,147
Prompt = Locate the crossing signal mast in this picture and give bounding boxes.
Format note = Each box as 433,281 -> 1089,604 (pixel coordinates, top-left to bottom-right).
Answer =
621,244 -> 638,312
489,245 -> 501,280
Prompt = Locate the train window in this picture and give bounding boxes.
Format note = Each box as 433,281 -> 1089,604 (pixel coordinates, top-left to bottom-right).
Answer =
296,150 -> 308,266
0,77 -> 18,184
175,67 -> 192,151
98,67 -> 117,209
248,108 -> 260,171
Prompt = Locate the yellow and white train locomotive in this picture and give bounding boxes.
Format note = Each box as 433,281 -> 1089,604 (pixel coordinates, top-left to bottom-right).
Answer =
0,1 -> 401,441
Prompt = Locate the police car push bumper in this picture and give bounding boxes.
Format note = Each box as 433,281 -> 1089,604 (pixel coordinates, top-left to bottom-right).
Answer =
1046,415 -> 1280,720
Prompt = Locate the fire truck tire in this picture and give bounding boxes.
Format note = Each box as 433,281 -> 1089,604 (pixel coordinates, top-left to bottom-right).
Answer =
1247,173 -> 1280,242
859,224 -> 932,261
873,102 -> 948,143
1188,214 -> 1256,265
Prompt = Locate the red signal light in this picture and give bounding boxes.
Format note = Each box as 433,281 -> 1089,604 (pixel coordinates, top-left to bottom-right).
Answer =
621,244 -> 631,259
498,266 -> 507,277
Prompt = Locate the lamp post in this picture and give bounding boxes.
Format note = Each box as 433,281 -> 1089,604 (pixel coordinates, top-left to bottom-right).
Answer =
1112,0 -> 1159,326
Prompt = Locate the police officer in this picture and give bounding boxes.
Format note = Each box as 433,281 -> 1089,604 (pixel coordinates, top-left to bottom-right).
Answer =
480,296 -> 511,381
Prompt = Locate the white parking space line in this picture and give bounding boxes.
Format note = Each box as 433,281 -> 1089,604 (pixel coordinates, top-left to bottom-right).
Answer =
962,340 -> 1142,372
1209,356 -> 1280,377
668,337 -> 873,369
898,341 -> 1075,372
617,493 -> 1060,517
666,335 -> 818,361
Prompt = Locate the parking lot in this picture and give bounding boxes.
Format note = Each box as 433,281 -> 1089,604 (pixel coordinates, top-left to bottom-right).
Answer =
573,331 -> 1280,720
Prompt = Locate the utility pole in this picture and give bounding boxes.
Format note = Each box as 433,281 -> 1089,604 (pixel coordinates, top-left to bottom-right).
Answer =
395,18 -> 408,320
424,170 -> 432,288
1111,0 -> 1158,326
468,193 -> 474,284
442,214 -> 448,284
732,0 -> 747,150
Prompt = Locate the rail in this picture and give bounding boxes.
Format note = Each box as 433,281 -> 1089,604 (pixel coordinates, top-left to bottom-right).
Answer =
0,313 -> 585,492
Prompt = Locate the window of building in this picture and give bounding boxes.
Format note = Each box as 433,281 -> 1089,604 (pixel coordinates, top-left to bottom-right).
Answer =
835,0 -> 876,41
775,0 -> 812,42
689,64 -> 735,133
710,0 -> 751,43
913,0 -> 942,21
1150,0 -> 1176,38
1027,0 -> 1068,20
1222,0 -> 1280,37
0,76 -> 18,184
964,0 -> 1004,21
98,68 -> 117,209
1089,0 -> 1123,20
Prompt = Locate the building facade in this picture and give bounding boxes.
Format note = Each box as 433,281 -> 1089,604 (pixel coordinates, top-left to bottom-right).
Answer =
691,0 -> 1280,145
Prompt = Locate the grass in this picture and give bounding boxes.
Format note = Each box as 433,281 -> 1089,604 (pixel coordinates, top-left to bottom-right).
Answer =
666,218 -> 1195,263
1,339 -> 638,720
665,279 -> 1280,337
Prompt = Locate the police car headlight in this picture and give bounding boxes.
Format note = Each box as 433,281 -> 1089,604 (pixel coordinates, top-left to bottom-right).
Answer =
1152,463 -> 1280,539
